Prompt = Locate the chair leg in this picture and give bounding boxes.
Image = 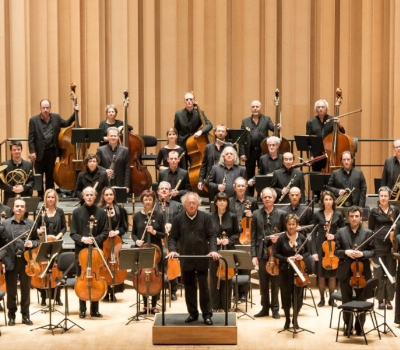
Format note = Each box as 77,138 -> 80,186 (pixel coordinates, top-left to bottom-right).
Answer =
329,303 -> 334,328
336,310 -> 343,342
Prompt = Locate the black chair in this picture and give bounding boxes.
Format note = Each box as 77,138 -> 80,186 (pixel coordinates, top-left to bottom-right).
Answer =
336,278 -> 380,345
302,255 -> 318,316
141,135 -> 158,166
329,288 -> 357,328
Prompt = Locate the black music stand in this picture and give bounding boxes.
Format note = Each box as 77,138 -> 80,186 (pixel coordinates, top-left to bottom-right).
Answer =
7,197 -> 41,217
227,129 -> 246,146
255,175 -> 273,195
112,186 -> 128,204
120,248 -> 155,325
234,244 -> 255,308
31,240 -> 63,335
71,128 -> 102,166
309,173 -> 331,195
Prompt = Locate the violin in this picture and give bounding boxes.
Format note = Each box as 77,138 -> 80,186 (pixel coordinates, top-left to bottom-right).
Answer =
74,216 -> 107,302
350,257 -> 366,289
216,231 -> 235,288
321,216 -> 339,270
239,200 -> 252,245
294,260 -> 310,287
265,245 -> 280,276
24,206 -> 44,277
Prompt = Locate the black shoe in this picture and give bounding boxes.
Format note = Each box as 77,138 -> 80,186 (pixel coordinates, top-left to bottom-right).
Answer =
56,299 -> 63,306
292,318 -> 299,329
328,299 -> 337,307
272,311 -> 280,319
8,318 -> 15,326
284,319 -> 290,330
378,303 -> 385,310
356,330 -> 364,336
22,317 -> 33,325
386,301 -> 393,310
171,293 -> 177,301
317,300 -> 325,307
254,309 -> 269,317
344,327 -> 353,336
204,317 -> 213,325
90,311 -> 103,318
103,294 -> 110,302
79,311 -> 86,318
41,298 -> 46,306
185,315 -> 198,323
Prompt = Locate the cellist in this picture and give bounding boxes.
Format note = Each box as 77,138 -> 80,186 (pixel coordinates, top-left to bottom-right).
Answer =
70,186 -> 109,319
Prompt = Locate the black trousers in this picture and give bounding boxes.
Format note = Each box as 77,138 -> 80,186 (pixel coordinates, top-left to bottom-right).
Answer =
35,148 -> 56,194
258,258 -> 280,312
373,254 -> 396,301
279,269 -> 303,312
245,147 -> 262,196
183,269 -> 212,319
5,256 -> 31,317
340,277 -> 365,332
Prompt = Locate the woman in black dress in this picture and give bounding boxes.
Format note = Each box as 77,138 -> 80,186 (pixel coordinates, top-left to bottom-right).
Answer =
311,190 -> 344,307
155,127 -> 186,171
98,104 -> 133,146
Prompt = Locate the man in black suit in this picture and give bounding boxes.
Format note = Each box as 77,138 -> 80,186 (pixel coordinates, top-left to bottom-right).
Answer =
381,139 -> 400,191
96,127 -> 130,192
158,150 -> 191,202
335,206 -> 375,336
28,99 -> 77,195
326,151 -> 367,207
0,141 -> 34,205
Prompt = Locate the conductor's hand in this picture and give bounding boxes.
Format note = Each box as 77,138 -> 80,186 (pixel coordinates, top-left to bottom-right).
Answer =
166,251 -> 179,259
208,251 -> 220,260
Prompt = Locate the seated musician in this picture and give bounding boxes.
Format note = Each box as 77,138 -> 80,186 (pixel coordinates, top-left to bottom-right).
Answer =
381,139 -> 400,191
335,206 -> 375,336
157,150 -> 191,203
270,152 -> 305,204
156,127 -> 186,171
96,127 -> 130,193
0,141 -> 34,205
282,187 -> 313,228
326,150 -> 367,207
70,186 -> 109,318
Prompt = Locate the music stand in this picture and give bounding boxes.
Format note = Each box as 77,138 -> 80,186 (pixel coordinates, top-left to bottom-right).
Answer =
71,128 -> 102,166
31,240 -> 63,335
227,129 -> 246,145
120,248 -> 155,324
7,197 -> 41,216
234,244 -> 255,307
255,175 -> 273,195
309,173 -> 330,195
112,186 -> 128,204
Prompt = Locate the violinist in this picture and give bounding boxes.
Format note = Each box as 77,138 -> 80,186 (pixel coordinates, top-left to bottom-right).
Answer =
0,198 -> 39,326
167,192 -> 218,326
28,99 -> 77,196
274,214 -> 310,330
381,139 -> 400,190
335,206 -> 375,336
35,189 -> 66,306
96,127 -> 130,192
326,151 -> 367,207
368,186 -> 399,310
251,187 -> 286,318
311,190 -> 344,307
98,187 -> 128,302
131,190 -> 165,314
156,127 -> 186,171
98,104 -> 133,146
209,192 -> 239,312
392,220 -> 400,325
70,186 -> 109,318
282,187 -> 313,228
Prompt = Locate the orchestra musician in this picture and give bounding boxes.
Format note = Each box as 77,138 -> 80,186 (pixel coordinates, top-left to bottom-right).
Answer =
270,152 -> 305,204
0,197 -> 39,326
0,141 -> 34,205
28,99 -> 77,196
393,220 -> 400,325
326,151 -> 367,207
274,214 -> 310,330
0,203 -> 12,219
167,192 -> 218,326
96,127 -> 130,193
98,187 -> 128,302
209,192 -> 240,312
381,139 -> 400,190
240,100 -> 278,196
131,190 -> 165,314
335,206 -> 375,336
74,154 -> 109,204
157,150 -> 191,203
368,186 -> 399,310
70,186 -> 109,318
156,127 -> 186,171
251,187 -> 286,318
282,187 -> 313,228
311,190 -> 344,307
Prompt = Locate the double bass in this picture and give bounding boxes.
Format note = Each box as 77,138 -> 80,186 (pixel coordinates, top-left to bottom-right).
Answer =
261,89 -> 290,155
53,83 -> 87,190
122,90 -> 152,197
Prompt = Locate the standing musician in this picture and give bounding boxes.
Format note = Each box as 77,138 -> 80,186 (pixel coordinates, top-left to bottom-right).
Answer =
0,198 -> 39,326
335,206 -> 375,336
270,152 -> 305,204
158,150 -> 191,203
74,154 -> 109,204
155,181 -> 182,300
251,187 -> 286,318
305,99 -> 345,172
368,186 -> 399,310
70,186 -> 109,318
381,139 -> 400,192
131,190 -> 165,314
167,192 -> 218,326
282,187 -> 313,228
0,141 -> 34,205
392,220 -> 400,325
326,151 -> 367,207
156,127 -> 186,171
96,127 -> 130,193
98,187 -> 128,302
35,189 -> 66,306
208,146 -> 246,200
274,214 -> 310,330
311,190 -> 344,307
28,99 -> 77,196
209,192 -> 240,312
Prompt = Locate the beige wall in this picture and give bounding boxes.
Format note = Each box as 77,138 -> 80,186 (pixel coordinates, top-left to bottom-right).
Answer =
0,0 -> 399,190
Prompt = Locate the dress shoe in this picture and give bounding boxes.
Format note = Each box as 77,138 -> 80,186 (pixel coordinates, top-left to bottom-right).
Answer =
41,298 -> 46,306
284,319 -> 290,330
343,329 -> 353,336
90,311 -> 103,318
292,318 -> 299,329
151,307 -> 159,314
317,300 -> 325,307
378,302 -> 385,310
79,311 -> 86,318
272,311 -> 281,319
328,299 -> 337,307
22,317 -> 33,325
386,301 -> 393,310
254,309 -> 269,317
204,317 -> 213,325
356,330 -> 364,336
171,293 -> 177,301
185,315 -> 198,323
8,318 -> 15,326
56,299 -> 63,306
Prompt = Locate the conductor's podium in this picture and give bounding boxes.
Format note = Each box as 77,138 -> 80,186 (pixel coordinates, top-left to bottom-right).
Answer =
153,312 -> 237,345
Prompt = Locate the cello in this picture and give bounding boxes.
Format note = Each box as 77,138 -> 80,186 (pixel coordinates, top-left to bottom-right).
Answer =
122,90 -> 152,197
261,89 -> 290,155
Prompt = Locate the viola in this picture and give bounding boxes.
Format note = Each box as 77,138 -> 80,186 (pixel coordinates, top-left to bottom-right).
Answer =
294,260 -> 310,287
349,259 -> 366,289
265,245 -> 279,276
321,240 -> 339,270
0,262 -> 6,293
216,232 -> 235,286
239,200 -> 252,245
23,208 -> 44,278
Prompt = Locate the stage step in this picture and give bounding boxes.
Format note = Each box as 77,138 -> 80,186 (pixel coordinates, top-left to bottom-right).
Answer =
153,313 -> 237,345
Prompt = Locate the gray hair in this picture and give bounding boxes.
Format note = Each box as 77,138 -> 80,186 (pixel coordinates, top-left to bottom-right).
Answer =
218,146 -> 239,166
181,192 -> 202,206
314,99 -> 329,113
